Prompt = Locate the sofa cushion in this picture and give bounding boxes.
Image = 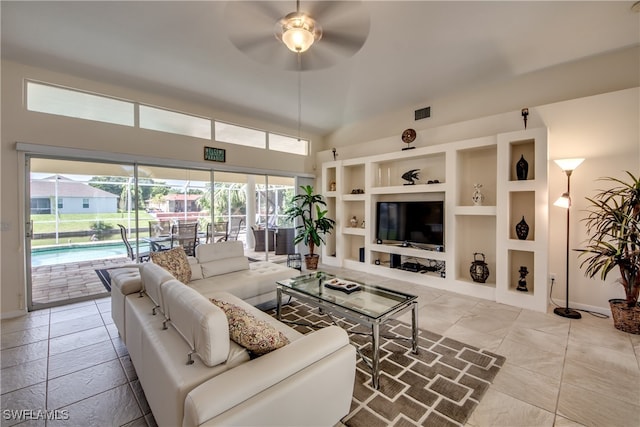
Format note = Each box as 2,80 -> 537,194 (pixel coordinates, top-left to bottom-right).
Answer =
200,256 -> 249,278
210,298 -> 289,356
150,247 -> 192,284
140,262 -> 176,315
196,241 -> 245,263
109,267 -> 142,295
190,261 -> 299,306
187,256 -> 203,280
163,280 -> 230,367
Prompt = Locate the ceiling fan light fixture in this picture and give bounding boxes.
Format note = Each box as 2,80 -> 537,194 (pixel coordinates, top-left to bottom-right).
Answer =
276,12 -> 322,53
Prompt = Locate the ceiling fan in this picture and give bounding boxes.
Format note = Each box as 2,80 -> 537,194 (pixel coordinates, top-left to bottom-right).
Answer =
224,1 -> 370,71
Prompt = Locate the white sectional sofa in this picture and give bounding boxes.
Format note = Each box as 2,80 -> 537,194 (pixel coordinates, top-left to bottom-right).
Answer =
111,241 -> 300,341
110,242 -> 356,427
187,241 -> 296,306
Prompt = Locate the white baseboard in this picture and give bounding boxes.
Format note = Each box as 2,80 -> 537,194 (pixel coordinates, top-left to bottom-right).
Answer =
1,309 -> 29,320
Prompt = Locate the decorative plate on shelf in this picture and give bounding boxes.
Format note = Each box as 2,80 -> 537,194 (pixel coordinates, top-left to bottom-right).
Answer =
401,128 -> 416,144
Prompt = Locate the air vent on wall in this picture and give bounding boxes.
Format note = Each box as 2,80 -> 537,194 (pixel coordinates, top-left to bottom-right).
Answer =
415,106 -> 431,121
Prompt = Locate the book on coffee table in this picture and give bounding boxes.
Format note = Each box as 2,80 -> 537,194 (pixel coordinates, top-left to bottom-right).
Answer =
323,278 -> 362,294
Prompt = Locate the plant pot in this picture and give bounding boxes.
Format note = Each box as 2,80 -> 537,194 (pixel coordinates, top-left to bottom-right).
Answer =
304,254 -> 319,270
609,299 -> 640,334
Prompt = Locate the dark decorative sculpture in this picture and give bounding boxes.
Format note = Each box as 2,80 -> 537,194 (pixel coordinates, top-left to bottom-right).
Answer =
521,108 -> 529,129
331,147 -> 338,161
516,155 -> 529,180
401,169 -> 420,185
515,216 -> 529,240
517,266 -> 529,292
470,253 -> 490,283
401,128 -> 417,150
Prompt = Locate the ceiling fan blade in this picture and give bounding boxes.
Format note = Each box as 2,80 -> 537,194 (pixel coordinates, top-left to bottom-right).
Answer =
305,1 -> 363,24
225,0 -> 370,71
308,1 -> 370,58
321,30 -> 369,55
299,45 -> 340,71
232,35 -> 275,55
224,1 -> 285,25
250,42 -> 298,69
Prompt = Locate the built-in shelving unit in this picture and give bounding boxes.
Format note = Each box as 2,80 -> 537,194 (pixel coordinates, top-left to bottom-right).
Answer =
321,128 -> 549,312
496,128 -> 549,311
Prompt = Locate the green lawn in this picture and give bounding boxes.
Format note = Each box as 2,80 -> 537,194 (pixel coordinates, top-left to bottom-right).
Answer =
31,211 -> 159,247
31,211 -> 156,233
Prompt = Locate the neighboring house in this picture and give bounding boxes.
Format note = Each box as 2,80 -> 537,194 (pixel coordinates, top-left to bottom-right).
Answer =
30,175 -> 118,214
151,193 -> 202,213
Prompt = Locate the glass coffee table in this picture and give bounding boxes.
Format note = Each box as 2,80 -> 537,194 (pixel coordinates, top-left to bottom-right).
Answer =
276,271 -> 418,389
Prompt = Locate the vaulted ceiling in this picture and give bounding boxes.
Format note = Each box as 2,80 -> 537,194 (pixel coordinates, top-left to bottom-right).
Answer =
2,1 -> 639,136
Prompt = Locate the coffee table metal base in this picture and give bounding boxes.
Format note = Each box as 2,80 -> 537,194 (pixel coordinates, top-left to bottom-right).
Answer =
276,286 -> 418,390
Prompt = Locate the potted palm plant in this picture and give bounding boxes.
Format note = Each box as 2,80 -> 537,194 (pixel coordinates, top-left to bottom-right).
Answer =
285,185 -> 335,270
577,171 -> 640,334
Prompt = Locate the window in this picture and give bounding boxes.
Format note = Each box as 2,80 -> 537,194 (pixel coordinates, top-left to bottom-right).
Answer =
57,199 -> 63,209
26,81 -> 134,126
139,105 -> 211,139
30,198 -> 51,215
215,121 -> 266,149
26,81 -> 310,156
269,133 -> 308,155
82,198 -> 90,209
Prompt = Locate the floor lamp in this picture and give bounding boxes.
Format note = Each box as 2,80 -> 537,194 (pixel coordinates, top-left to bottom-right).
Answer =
553,158 -> 584,319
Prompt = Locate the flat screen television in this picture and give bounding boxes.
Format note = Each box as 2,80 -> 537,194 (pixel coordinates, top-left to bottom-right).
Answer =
376,201 -> 444,247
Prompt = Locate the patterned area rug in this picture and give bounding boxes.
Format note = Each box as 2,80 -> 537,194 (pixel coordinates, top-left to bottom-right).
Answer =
267,300 -> 505,427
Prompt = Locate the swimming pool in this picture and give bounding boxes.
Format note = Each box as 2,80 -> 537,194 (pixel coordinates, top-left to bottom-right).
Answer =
31,242 -> 151,267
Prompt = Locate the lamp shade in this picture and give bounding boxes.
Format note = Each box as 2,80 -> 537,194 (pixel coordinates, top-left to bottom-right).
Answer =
554,158 -> 584,172
554,192 -> 571,209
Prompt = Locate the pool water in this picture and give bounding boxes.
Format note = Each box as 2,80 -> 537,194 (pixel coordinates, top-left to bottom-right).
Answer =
31,242 -> 151,267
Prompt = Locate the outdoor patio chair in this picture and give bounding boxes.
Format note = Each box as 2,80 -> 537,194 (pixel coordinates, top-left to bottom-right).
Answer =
118,224 -> 150,262
149,219 -> 171,235
207,221 -> 228,243
251,225 -> 275,252
147,219 -> 173,251
171,222 -> 198,256
227,218 -> 244,242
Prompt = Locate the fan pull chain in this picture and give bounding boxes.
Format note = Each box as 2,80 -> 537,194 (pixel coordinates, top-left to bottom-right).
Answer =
297,52 -> 302,142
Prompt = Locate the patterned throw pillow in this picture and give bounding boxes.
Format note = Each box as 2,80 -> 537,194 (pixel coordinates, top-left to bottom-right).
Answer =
150,247 -> 192,284
210,298 -> 289,356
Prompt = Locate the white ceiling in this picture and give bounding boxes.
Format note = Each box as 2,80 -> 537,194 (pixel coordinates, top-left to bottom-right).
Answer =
2,1 -> 639,136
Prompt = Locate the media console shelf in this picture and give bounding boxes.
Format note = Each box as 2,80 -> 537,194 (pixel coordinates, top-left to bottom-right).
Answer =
321,128 -> 548,312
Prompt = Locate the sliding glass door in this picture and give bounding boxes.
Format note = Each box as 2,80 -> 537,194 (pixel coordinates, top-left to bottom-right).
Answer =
26,156 -> 300,310
27,157 -> 141,309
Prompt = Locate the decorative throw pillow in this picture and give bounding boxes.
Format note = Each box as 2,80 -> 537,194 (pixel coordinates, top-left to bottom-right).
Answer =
210,298 -> 289,356
150,247 -> 192,284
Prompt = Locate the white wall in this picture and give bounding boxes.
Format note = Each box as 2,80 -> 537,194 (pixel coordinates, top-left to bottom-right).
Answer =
323,46 -> 639,151
1,60 -> 322,316
316,88 -> 639,313
2,46 -> 639,316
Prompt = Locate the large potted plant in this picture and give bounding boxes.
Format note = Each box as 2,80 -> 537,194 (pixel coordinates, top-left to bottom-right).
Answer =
577,171 -> 640,334
285,185 -> 335,270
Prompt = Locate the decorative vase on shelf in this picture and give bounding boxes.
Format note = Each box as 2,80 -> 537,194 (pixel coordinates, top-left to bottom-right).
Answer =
516,266 -> 529,292
472,184 -> 484,206
470,253 -> 490,283
515,216 -> 530,240
329,181 -> 336,191
516,155 -> 529,180
350,216 -> 358,228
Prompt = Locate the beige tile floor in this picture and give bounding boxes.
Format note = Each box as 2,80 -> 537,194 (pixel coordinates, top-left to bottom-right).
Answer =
2,264 -> 639,427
